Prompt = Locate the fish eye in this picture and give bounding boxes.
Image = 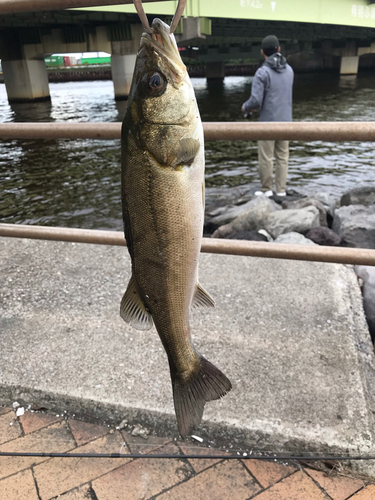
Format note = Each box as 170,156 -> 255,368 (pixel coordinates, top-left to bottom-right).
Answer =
145,71 -> 166,94
150,73 -> 161,88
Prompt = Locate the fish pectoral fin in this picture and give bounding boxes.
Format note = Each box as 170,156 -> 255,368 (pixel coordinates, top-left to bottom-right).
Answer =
175,137 -> 200,167
120,275 -> 153,331
191,283 -> 215,310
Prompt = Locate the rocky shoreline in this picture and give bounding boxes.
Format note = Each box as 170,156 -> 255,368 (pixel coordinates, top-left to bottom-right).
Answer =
204,185 -> 375,342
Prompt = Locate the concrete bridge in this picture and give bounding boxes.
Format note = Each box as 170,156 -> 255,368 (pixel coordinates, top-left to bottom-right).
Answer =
1,0 -> 375,102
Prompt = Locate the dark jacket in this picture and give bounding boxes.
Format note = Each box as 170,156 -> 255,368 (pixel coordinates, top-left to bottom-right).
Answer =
242,53 -> 294,122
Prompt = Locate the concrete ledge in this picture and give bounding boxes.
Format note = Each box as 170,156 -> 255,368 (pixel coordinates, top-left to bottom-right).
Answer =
1,237 -> 375,460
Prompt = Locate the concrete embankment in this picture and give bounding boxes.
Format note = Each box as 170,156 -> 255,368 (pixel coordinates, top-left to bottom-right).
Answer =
45,63 -> 259,82
1,236 -> 375,474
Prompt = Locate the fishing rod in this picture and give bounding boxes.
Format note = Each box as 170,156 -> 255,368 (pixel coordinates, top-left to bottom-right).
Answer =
0,451 -> 374,460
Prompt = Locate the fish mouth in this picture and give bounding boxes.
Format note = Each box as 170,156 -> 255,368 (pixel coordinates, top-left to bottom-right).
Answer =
141,18 -> 186,83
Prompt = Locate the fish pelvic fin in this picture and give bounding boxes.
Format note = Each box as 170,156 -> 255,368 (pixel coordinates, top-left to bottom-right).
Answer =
191,283 -> 215,310
120,275 -> 154,331
172,356 -> 232,439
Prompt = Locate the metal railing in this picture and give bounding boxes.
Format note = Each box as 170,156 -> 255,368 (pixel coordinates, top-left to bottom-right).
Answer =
1,223 -> 375,266
0,0 -> 166,15
1,122 -> 375,141
1,121 -> 375,266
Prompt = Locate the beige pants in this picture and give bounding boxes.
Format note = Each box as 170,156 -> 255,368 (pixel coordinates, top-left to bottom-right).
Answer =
258,140 -> 289,193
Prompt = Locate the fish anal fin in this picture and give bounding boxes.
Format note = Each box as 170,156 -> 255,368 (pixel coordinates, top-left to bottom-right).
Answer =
191,283 -> 215,310
120,275 -> 153,331
172,356 -> 232,439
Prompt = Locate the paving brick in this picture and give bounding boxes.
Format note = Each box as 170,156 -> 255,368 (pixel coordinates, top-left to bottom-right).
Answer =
0,469 -> 39,499
349,485 -> 375,499
92,443 -> 192,500
68,418 -> 109,446
253,470 -> 329,500
121,430 -> 171,455
149,441 -> 183,456
179,443 -> 221,473
20,411 -> 62,435
242,459 -> 296,488
306,468 -> 364,500
0,411 -> 22,445
0,407 -> 12,416
34,431 -> 130,500
0,421 -> 75,480
55,484 -> 96,499
156,459 -> 261,500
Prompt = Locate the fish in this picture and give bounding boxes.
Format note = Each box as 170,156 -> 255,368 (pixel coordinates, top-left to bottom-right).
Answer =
120,17 -> 232,438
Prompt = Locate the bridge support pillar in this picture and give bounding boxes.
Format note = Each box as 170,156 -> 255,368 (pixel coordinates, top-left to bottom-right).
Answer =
110,24 -> 142,100
0,30 -> 50,103
2,58 -> 50,104
111,54 -> 137,100
340,56 -> 359,75
205,61 -> 225,80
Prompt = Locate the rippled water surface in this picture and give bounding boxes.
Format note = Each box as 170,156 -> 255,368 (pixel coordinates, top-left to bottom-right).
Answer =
1,73 -> 375,229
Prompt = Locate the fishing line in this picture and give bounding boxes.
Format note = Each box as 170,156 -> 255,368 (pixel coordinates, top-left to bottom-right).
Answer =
1,451 -> 375,460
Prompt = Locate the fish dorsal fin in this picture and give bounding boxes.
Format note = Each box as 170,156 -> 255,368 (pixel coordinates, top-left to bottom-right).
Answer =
120,275 -> 153,331
191,283 -> 215,310
176,137 -> 200,166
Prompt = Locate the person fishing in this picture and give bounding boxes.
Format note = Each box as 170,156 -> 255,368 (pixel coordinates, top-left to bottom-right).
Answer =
242,35 -> 294,197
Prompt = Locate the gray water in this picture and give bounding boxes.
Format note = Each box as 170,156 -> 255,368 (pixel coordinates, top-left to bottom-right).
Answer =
1,72 -> 375,230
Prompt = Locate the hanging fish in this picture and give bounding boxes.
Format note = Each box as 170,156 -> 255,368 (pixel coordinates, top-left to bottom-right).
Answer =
120,0 -> 232,438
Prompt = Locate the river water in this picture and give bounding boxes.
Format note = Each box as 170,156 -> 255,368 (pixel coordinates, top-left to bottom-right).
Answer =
1,72 -> 375,230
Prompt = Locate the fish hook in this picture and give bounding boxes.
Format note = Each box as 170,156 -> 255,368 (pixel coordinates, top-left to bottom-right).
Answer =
170,0 -> 187,34
133,0 -> 187,34
133,0 -> 153,34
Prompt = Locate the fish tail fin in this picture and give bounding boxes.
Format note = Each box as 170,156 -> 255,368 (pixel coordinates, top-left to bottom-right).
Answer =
172,356 -> 232,439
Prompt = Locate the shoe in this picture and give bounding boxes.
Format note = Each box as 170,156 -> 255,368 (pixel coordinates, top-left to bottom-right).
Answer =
276,192 -> 286,197
255,190 -> 273,197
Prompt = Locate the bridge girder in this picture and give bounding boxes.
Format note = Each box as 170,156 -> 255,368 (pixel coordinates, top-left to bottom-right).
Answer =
0,12 -> 375,57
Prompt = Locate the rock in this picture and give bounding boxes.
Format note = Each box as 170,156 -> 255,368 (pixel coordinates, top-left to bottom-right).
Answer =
305,227 -> 342,246
274,232 -> 317,245
16,407 -> 25,417
211,196 -> 280,238
118,419 -> 128,430
205,186 -> 253,213
264,206 -> 320,239
235,189 -> 259,206
332,205 -> 375,248
340,186 -> 375,207
282,197 -> 327,226
355,265 -> 375,342
226,230 -> 268,241
131,424 -> 150,439
312,192 -> 337,219
205,199 -> 256,231
271,193 -> 303,205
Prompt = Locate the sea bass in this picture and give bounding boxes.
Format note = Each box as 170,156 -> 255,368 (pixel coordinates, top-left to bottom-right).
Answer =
120,18 -> 231,438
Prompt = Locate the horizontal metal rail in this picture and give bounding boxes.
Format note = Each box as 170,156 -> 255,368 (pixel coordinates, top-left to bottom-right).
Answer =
0,123 -> 121,141
1,122 -> 375,141
0,0 -> 167,15
1,223 -> 375,266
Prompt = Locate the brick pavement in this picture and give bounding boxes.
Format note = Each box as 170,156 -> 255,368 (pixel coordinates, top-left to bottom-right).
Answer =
0,406 -> 374,500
